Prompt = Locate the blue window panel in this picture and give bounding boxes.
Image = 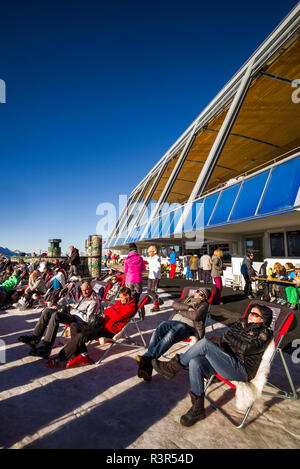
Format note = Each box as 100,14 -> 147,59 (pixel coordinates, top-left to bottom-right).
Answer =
116,237 -> 126,245
182,202 -> 198,234
198,193 -> 220,227
150,218 -> 160,239
140,224 -> 150,241
210,183 -> 241,225
230,171 -> 269,221
192,199 -> 205,230
170,208 -> 184,235
161,211 -> 176,237
258,157 -> 300,215
132,226 -> 141,242
109,238 -> 116,247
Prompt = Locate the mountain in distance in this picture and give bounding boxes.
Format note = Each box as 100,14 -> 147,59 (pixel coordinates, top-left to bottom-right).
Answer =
0,247 -> 30,257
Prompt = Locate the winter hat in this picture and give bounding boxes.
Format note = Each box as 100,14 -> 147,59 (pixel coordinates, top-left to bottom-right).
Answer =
197,288 -> 210,299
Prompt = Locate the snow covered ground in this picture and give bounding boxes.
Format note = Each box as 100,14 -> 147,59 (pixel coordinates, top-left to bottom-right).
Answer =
0,290 -> 300,449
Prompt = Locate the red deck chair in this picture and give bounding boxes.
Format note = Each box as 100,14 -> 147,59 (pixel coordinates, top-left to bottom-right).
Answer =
179,286 -> 214,342
95,293 -> 150,365
204,299 -> 298,428
91,279 -> 125,303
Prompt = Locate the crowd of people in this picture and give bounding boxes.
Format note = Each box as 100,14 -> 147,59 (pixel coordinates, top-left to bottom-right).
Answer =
0,246 -> 81,310
0,243 -> 296,428
241,252 -> 300,309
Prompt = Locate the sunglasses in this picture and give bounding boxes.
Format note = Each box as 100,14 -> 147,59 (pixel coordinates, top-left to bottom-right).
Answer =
249,311 -> 263,319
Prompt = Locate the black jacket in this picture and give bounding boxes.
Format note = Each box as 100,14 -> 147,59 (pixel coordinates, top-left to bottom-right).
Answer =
220,319 -> 273,380
70,248 -> 80,266
169,298 -> 209,339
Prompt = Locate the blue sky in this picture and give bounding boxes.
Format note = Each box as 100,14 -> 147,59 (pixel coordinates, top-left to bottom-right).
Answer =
0,0 -> 297,254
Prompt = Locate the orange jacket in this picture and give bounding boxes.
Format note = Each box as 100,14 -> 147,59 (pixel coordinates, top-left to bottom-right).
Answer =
104,298 -> 136,334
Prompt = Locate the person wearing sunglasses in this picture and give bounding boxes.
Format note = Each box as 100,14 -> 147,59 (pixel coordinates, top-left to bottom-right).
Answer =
152,303 -> 273,427
136,288 -> 210,382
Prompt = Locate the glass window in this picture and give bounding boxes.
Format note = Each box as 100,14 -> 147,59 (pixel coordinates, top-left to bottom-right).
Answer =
197,193 -> 220,227
170,207 -> 184,235
231,171 -> 269,220
181,202 -> 197,234
210,183 -> 241,225
287,231 -> 300,257
150,218 -> 160,239
270,233 -> 285,257
258,157 -> 300,214
161,211 -> 176,237
192,199 -> 205,231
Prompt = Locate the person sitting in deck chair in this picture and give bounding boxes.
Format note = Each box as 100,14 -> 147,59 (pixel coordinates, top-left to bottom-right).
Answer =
0,268 -> 23,308
12,270 -> 47,309
152,303 -> 273,427
0,265 -> 13,284
104,273 -> 125,303
46,286 -> 136,368
136,288 -> 210,382
18,282 -> 98,359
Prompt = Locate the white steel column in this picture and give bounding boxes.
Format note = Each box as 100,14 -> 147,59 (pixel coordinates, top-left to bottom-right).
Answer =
175,58 -> 256,235
124,159 -> 170,243
113,179 -> 151,245
106,194 -> 135,246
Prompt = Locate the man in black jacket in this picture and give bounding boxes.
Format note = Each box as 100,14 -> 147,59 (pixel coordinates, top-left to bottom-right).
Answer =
152,303 -> 273,427
136,288 -> 210,382
68,246 -> 80,279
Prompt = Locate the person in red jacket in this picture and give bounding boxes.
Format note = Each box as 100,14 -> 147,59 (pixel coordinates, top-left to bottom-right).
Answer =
47,286 -> 136,368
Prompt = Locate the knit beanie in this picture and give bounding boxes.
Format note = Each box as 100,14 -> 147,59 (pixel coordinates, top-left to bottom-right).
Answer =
198,288 -> 210,299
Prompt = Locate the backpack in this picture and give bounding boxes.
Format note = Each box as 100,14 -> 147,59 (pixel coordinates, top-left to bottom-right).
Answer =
241,263 -> 248,275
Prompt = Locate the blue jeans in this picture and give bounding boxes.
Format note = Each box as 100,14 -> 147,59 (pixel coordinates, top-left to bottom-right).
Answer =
179,338 -> 248,396
144,320 -> 195,364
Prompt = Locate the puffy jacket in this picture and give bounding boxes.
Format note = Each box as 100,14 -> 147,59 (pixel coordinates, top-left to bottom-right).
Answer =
241,255 -> 256,276
169,252 -> 176,264
0,274 -> 21,292
103,298 -> 136,334
189,255 -> 199,271
27,277 -> 47,294
123,251 -> 145,284
211,255 -> 223,278
200,254 -> 212,271
148,255 -> 161,280
170,298 -> 209,339
220,319 -> 273,380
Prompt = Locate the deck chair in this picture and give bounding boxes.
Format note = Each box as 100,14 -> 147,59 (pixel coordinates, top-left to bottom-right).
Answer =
90,280 -> 113,302
179,286 -> 214,338
95,293 -> 150,365
204,299 -> 298,428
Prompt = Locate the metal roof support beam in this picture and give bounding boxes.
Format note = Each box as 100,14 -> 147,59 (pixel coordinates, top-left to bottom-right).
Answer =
175,58 -> 256,235
140,125 -> 198,240
260,71 -> 296,85
106,193 -> 136,246
113,178 -> 152,246
124,159 -> 170,243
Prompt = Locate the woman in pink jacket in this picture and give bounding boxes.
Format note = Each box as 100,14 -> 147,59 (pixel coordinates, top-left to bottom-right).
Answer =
123,243 -> 145,301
